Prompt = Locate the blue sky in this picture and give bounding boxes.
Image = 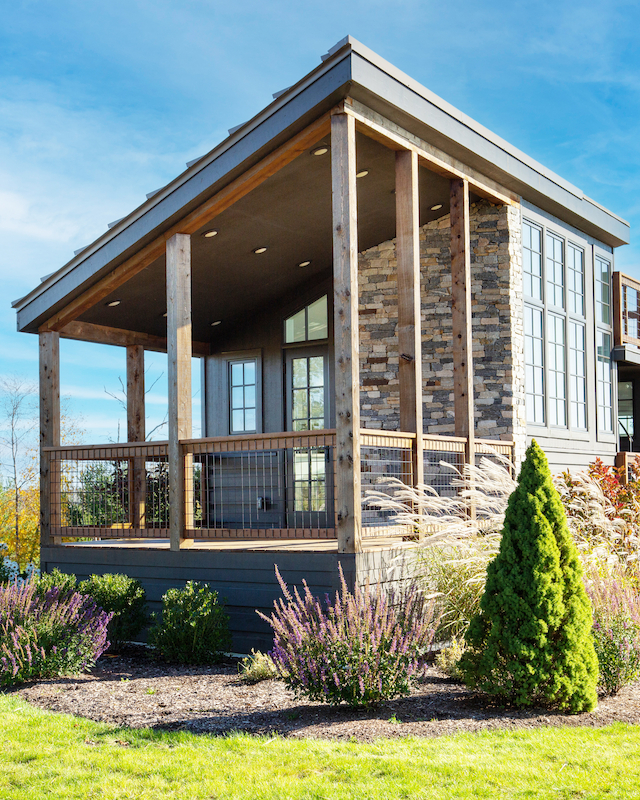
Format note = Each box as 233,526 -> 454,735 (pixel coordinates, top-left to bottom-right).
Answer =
1,0 -> 639,452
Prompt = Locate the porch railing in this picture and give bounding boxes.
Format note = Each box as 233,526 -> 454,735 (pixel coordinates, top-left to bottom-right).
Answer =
613,272 -> 640,348
44,430 -> 515,542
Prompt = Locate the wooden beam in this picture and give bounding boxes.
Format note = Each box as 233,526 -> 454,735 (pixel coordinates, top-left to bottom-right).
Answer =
58,320 -> 209,357
396,150 -> 424,489
39,332 -> 60,549
450,178 -> 475,466
127,345 -> 146,529
331,111 -> 362,555
342,99 -> 519,207
167,233 -> 193,551
40,113 -> 332,333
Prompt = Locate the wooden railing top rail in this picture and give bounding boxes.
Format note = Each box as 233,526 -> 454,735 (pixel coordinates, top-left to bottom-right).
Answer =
619,272 -> 640,293
182,429 -> 336,454
44,441 -> 168,460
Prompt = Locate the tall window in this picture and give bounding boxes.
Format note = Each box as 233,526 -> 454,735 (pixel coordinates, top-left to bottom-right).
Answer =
597,330 -> 613,433
229,359 -> 257,434
522,219 -> 596,432
595,256 -> 611,325
525,305 -> 545,424
285,296 -> 328,343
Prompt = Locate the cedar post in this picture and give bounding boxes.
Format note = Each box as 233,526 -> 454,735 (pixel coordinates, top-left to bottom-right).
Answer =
450,178 -> 475,467
39,331 -> 60,549
166,233 -> 193,550
396,150 -> 424,490
127,344 -> 146,530
331,110 -> 362,554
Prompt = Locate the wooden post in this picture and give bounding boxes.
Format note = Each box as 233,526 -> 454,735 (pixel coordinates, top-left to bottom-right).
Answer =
39,332 -> 60,549
127,345 -> 146,530
167,233 -> 193,550
331,111 -> 362,554
450,178 -> 475,467
396,150 -> 424,491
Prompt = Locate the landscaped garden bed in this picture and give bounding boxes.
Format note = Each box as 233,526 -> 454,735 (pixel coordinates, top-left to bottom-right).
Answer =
10,645 -> 640,742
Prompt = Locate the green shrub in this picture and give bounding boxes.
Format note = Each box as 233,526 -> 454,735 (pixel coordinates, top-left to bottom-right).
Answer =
584,562 -> 640,695
459,440 -> 598,713
258,565 -> 440,708
78,574 -> 146,649
435,638 -> 466,681
0,581 -> 112,686
148,581 -> 231,664
238,649 -> 279,683
36,568 -> 78,598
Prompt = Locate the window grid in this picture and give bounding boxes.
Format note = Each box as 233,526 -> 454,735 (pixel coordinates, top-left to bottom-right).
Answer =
567,244 -> 585,317
522,221 -> 543,300
569,321 -> 587,430
597,330 -> 613,433
547,314 -> 566,427
229,360 -> 257,434
525,304 -> 545,424
546,233 -> 564,309
596,256 -> 611,325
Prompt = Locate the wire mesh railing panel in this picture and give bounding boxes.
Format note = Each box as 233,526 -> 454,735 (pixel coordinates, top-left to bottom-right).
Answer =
185,432 -> 336,538
361,444 -> 412,531
423,449 -> 464,497
60,460 -> 129,530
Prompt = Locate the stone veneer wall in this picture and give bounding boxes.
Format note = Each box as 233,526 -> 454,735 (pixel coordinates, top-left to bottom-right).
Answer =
358,200 -> 527,465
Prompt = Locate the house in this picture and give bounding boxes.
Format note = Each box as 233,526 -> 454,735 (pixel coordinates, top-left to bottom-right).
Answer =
13,37 -> 631,651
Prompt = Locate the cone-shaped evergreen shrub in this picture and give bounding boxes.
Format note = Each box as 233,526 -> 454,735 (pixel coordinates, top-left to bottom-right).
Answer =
459,440 -> 598,712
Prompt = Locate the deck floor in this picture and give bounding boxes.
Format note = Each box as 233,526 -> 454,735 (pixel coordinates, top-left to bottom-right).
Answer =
60,536 -> 414,553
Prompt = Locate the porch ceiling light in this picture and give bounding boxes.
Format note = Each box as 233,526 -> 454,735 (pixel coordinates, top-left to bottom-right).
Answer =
162,312 -> 167,317
203,229 -> 218,238
106,300 -> 121,307
211,320 -> 222,326
430,204 -> 443,211
298,260 -> 311,267
311,146 -> 328,156
356,169 -> 369,178
253,247 -> 268,254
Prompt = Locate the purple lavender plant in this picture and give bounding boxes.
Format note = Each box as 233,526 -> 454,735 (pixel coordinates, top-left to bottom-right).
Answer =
0,580 -> 113,687
257,565 -> 440,707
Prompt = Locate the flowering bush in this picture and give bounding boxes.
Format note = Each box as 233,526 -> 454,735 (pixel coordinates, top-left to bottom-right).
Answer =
584,563 -> 640,695
0,542 -> 39,584
148,581 -> 231,664
0,580 -> 112,686
258,565 -> 440,708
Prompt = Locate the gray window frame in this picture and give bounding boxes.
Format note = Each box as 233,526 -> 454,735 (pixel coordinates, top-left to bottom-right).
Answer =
221,350 -> 263,436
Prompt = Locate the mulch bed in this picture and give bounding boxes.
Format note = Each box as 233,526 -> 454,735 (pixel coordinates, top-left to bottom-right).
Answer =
11,646 -> 640,742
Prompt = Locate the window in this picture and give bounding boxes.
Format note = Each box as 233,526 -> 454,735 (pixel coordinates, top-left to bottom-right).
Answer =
547,314 -> 566,426
291,356 -> 325,431
522,218 -> 611,435
595,256 -> 611,325
284,296 -> 328,344
597,330 -> 613,433
229,359 -> 257,434
569,321 -> 586,430
525,305 -> 545,424
618,381 -> 634,439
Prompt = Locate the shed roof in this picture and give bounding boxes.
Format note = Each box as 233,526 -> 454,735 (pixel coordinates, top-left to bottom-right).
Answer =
14,35 -> 630,335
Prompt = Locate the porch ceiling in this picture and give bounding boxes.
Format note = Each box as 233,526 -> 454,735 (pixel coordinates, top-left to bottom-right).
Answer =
76,132 -> 466,344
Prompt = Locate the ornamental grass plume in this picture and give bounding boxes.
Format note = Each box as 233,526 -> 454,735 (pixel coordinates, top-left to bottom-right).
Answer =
0,579 -> 112,686
459,440 -> 598,713
258,564 -> 440,708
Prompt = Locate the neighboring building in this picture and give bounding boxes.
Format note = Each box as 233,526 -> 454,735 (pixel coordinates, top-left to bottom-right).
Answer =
12,37 -> 631,650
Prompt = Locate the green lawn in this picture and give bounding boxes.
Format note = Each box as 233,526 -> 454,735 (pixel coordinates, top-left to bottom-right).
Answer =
0,694 -> 639,799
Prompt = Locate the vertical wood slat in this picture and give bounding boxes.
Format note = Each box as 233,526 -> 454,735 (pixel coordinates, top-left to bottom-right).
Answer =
39,332 -> 60,548
396,149 -> 424,488
450,178 -> 475,466
167,233 -> 193,551
127,344 -> 146,529
331,111 -> 362,554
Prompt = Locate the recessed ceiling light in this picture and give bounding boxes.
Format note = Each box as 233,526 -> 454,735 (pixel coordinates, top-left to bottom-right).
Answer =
298,260 -> 311,267
211,320 -> 222,326
431,204 -> 443,211
356,169 -> 369,178
106,300 -> 121,307
203,229 -> 218,238
254,246 -> 267,254
311,146 -> 329,156
162,312 -> 167,317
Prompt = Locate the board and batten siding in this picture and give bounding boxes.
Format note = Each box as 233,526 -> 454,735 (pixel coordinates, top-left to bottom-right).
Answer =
40,544 -> 414,654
